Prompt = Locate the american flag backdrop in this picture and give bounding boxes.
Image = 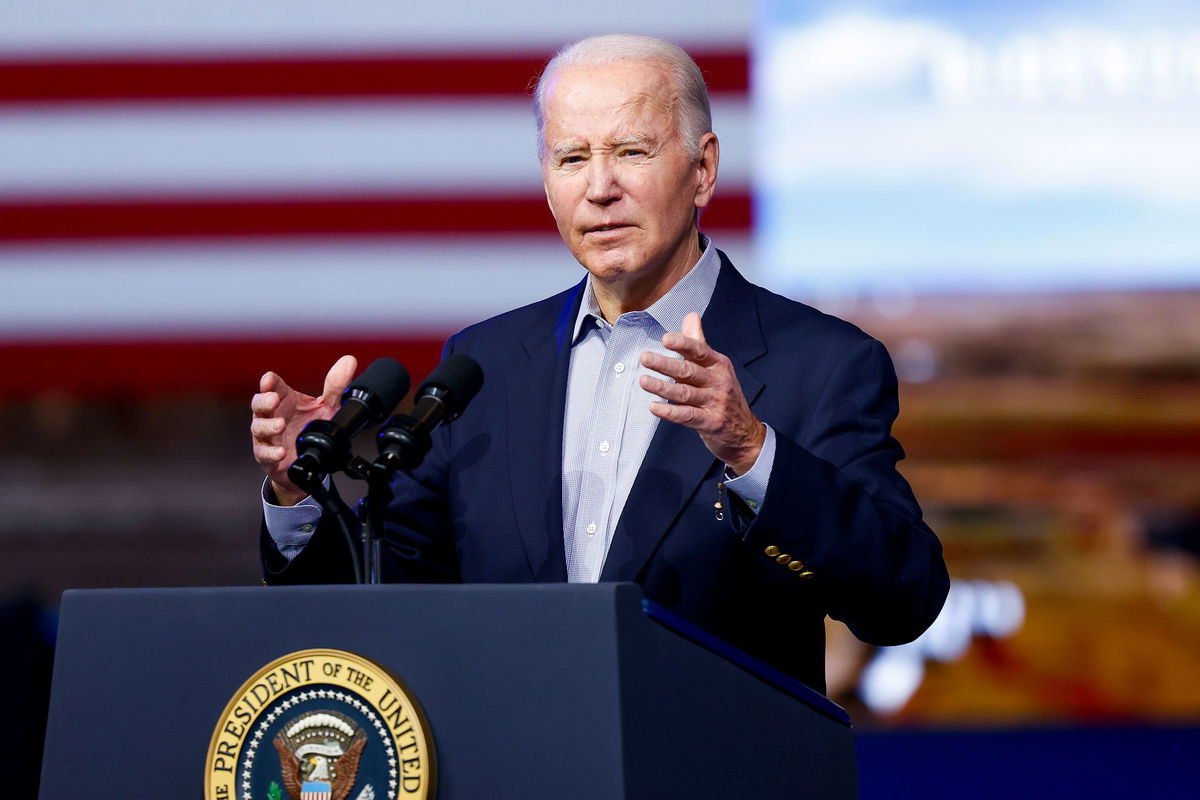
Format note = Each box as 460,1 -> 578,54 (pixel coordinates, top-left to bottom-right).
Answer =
0,1 -> 753,398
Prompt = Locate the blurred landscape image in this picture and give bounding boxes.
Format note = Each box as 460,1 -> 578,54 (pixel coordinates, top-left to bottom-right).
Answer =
830,288 -> 1200,724
759,1 -> 1200,726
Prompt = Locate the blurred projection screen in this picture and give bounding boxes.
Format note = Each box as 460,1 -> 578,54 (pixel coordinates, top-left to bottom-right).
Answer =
756,0 -> 1200,299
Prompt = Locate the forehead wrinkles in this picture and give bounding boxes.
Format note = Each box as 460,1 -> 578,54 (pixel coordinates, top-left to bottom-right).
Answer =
617,89 -> 678,131
544,61 -> 681,138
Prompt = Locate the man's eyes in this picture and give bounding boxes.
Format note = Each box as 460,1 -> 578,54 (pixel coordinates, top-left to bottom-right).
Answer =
555,147 -> 649,167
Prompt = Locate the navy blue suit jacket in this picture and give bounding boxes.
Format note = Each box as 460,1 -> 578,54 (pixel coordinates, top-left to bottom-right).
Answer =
264,252 -> 949,692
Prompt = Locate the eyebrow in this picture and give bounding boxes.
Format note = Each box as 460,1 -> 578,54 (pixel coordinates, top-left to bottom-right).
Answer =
551,142 -> 586,159
610,134 -> 656,149
550,133 -> 661,161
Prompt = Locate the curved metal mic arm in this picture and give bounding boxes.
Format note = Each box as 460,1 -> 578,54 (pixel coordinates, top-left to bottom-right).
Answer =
289,467 -> 365,584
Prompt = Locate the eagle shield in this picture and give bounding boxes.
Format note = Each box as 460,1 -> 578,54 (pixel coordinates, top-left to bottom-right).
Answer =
274,710 -> 367,800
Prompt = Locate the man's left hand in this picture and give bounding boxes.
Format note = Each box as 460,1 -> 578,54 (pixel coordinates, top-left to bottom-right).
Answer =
640,312 -> 765,475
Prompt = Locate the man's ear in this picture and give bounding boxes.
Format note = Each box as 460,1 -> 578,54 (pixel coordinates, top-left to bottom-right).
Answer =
693,132 -> 720,211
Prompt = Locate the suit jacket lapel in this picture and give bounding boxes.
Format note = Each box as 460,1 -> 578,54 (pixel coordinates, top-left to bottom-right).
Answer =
505,280 -> 583,581
599,254 -> 767,582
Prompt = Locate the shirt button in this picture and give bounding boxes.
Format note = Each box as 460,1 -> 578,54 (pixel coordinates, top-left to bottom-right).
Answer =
599,440 -> 610,453
613,362 -> 625,373
299,523 -> 314,533
586,523 -> 597,535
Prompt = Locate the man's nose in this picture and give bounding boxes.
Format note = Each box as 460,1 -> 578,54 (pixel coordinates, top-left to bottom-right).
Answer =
585,157 -> 621,204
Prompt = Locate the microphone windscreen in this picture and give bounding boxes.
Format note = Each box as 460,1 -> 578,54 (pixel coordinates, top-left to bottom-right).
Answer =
350,357 -> 411,416
422,354 -> 484,415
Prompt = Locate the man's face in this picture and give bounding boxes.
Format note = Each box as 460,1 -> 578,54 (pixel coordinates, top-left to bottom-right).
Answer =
540,60 -> 717,294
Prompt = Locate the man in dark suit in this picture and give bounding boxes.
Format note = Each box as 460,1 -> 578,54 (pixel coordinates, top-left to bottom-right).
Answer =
250,34 -> 948,693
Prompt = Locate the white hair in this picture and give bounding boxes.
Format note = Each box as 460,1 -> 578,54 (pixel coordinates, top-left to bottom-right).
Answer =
533,33 -> 713,163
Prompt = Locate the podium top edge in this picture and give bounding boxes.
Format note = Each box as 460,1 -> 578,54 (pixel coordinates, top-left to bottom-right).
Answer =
61,582 -> 643,596
58,583 -> 646,604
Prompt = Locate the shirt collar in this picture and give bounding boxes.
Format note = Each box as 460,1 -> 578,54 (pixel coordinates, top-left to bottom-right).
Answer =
571,234 -> 721,344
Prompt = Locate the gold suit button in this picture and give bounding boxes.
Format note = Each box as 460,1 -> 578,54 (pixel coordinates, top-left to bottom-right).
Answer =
764,545 -> 780,557
787,560 -> 805,572
797,570 -> 815,579
775,554 -> 792,565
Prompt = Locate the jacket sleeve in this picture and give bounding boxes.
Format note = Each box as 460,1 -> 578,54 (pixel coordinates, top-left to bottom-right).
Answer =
739,336 -> 949,645
260,480 -> 358,584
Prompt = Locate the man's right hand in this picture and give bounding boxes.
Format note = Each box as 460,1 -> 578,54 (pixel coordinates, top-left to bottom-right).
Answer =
250,355 -> 358,506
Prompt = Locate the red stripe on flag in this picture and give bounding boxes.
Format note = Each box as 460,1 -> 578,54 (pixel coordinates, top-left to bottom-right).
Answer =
0,337 -> 450,398
0,51 -> 748,104
0,192 -> 751,241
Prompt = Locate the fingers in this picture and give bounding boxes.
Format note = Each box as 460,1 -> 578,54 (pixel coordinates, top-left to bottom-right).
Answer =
681,311 -> 705,342
639,313 -> 719,407
259,369 -> 286,394
249,416 -> 286,441
639,372 -> 704,406
250,359 -> 354,487
250,390 -> 280,417
640,350 -> 705,385
647,397 -> 708,429
638,314 -> 764,471
251,369 -> 287,417
250,413 -> 288,470
321,355 -> 358,406
661,312 -> 719,367
639,372 -> 725,436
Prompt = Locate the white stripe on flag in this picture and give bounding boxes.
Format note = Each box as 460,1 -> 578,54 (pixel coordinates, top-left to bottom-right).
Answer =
0,100 -> 751,198
0,1 -> 749,52
0,235 -> 758,338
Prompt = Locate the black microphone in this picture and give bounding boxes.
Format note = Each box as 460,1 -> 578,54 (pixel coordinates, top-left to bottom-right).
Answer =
375,354 -> 484,472
288,357 -> 411,489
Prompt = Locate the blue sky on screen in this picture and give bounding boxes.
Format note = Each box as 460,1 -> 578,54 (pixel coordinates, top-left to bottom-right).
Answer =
756,0 -> 1200,295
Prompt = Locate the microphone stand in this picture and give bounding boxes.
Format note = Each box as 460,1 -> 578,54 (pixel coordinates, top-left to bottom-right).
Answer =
359,461 -> 395,585
339,455 -> 390,585
300,447 -> 409,586
357,414 -> 437,585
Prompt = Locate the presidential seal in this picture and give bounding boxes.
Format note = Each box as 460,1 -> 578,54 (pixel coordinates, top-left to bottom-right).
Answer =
205,649 -> 435,800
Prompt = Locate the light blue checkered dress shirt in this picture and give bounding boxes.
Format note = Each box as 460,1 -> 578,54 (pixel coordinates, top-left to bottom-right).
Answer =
561,237 -> 774,582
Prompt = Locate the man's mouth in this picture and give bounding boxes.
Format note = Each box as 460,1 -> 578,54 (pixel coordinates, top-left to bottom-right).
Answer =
587,223 -> 632,234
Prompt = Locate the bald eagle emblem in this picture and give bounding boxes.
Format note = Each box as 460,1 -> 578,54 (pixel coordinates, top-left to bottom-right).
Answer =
206,650 -> 433,800
273,710 -> 367,800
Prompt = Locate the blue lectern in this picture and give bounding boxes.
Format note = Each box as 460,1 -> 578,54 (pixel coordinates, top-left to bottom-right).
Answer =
39,583 -> 856,798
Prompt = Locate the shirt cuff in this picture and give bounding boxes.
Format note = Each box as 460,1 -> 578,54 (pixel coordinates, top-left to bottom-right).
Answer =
262,477 -> 326,562
723,424 -> 775,516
